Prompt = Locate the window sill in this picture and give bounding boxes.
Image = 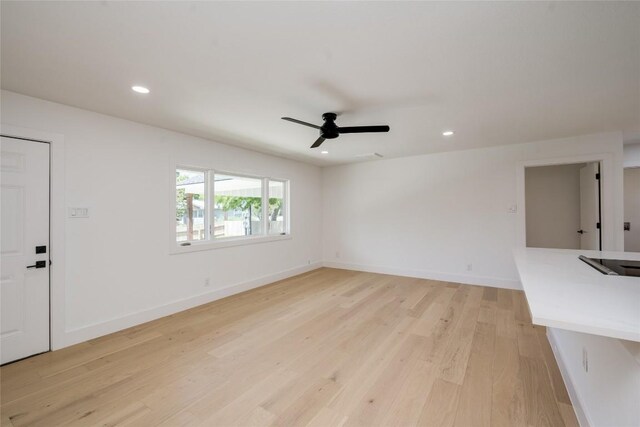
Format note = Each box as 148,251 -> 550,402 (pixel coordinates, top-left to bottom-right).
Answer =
170,234 -> 292,254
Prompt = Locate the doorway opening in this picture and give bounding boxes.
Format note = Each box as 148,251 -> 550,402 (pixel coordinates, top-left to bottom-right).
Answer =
525,161 -> 602,250
624,167 -> 640,252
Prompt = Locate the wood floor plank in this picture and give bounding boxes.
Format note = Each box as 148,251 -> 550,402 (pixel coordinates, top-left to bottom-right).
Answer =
516,321 -> 544,359
520,356 -> 567,427
491,337 -> 526,427
536,327 -> 572,405
305,406 -> 348,427
416,378 -> 461,427
345,334 -> 430,427
379,358 -> 436,427
269,377 -> 342,427
199,368 -> 298,426
558,402 -> 580,427
453,322 -> 496,427
324,318 -> 420,418
408,285 -> 443,318
497,289 -> 514,310
438,287 -> 483,384
411,286 -> 457,337
483,287 -> 498,302
421,287 -> 470,364
513,290 -> 533,323
89,400 -> 151,427
496,307 -> 517,339
478,304 -> 497,325
0,268 -> 578,427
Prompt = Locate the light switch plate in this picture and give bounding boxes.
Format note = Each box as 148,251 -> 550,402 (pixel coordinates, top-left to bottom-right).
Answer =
68,207 -> 89,218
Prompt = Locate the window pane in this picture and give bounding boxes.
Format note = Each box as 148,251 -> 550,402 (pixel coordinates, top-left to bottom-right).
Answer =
268,180 -> 285,235
214,174 -> 263,238
176,169 -> 207,242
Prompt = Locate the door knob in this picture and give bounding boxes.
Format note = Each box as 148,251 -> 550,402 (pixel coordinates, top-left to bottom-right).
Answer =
26,261 -> 46,269
577,230 -> 586,234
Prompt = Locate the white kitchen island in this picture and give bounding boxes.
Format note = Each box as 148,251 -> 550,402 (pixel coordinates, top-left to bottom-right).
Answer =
513,247 -> 640,342
514,248 -> 640,427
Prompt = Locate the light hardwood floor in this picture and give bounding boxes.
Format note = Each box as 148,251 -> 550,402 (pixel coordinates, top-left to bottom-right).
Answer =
0,268 -> 578,427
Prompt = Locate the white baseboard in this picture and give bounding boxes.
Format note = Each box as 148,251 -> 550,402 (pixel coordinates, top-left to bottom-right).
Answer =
546,328 -> 592,427
58,262 -> 323,349
323,261 -> 522,290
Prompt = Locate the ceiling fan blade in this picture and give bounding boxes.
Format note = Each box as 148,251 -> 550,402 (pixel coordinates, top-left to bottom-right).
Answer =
282,117 -> 321,129
310,137 -> 326,148
338,125 -> 390,134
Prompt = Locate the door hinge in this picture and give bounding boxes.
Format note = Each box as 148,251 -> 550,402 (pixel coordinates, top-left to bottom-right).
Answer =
595,173 -> 600,180
596,222 -> 601,229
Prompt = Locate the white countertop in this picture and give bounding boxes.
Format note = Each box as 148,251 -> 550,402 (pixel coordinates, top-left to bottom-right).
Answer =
513,247 -> 640,342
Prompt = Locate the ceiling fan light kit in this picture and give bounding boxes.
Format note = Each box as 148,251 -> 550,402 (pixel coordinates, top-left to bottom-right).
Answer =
281,112 -> 390,148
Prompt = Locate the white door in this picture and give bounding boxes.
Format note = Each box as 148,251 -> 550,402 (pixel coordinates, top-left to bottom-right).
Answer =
1,136 -> 50,364
579,162 -> 601,250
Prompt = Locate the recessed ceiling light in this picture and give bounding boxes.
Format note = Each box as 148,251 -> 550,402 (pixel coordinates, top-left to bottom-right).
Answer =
442,130 -> 454,136
131,85 -> 150,94
321,150 -> 329,154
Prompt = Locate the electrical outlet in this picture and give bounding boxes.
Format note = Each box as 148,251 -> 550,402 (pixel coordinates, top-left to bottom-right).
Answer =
335,251 -> 340,259
582,347 -> 589,373
467,264 -> 473,271
307,259 -> 311,265
204,278 -> 211,287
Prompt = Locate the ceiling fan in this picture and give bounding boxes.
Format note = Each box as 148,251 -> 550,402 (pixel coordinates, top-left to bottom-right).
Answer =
281,112 -> 390,148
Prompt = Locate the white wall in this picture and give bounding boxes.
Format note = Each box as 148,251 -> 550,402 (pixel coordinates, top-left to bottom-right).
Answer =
322,132 -> 624,289
624,167 -> 640,252
525,163 -> 583,250
1,90 -> 323,348
623,143 -> 640,168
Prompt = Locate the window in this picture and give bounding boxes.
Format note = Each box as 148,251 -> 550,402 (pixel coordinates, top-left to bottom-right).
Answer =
214,174 -> 263,238
176,168 -> 208,242
268,180 -> 285,235
175,167 -> 289,247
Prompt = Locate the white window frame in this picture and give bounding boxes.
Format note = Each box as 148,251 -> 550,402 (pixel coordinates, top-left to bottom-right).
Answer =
266,178 -> 288,236
171,165 -> 290,254
175,166 -> 211,244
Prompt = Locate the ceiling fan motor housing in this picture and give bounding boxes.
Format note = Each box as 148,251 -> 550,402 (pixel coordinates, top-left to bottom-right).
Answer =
320,112 -> 340,139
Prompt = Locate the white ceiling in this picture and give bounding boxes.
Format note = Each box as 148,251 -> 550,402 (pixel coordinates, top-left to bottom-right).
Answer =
2,1 -> 639,165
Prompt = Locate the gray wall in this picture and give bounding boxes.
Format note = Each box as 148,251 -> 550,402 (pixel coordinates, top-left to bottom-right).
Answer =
525,163 -> 584,249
